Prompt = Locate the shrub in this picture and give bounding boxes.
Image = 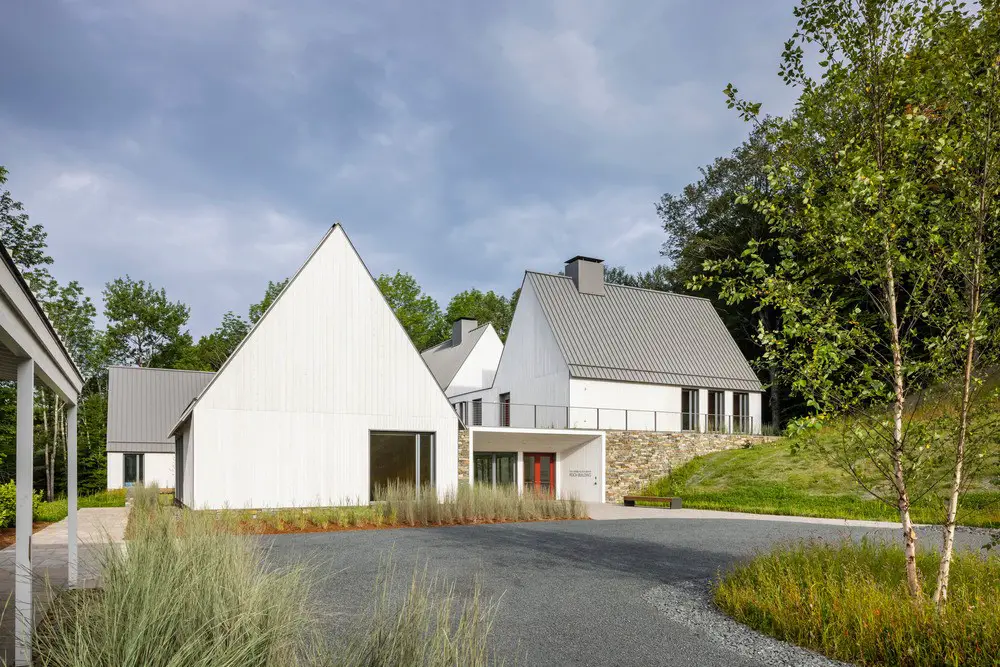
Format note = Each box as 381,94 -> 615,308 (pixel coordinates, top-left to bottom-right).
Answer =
0,481 -> 43,528
336,560 -> 500,667
37,484 -> 315,666
714,540 -> 1000,666
373,481 -> 587,526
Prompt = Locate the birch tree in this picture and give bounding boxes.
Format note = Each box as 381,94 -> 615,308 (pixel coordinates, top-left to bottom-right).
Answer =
712,0 -> 959,597
926,3 -> 1000,607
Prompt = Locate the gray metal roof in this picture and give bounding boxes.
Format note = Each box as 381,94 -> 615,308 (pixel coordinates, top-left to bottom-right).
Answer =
527,272 -> 763,392
106,366 -> 214,453
420,324 -> 489,389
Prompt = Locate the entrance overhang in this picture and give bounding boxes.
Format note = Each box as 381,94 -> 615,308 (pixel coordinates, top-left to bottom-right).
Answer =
468,427 -> 606,503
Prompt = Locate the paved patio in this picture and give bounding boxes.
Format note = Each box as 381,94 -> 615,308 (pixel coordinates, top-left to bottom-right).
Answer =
0,507 -> 128,663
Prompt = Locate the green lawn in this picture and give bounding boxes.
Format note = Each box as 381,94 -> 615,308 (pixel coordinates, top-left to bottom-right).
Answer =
643,437 -> 1000,527
36,489 -> 127,523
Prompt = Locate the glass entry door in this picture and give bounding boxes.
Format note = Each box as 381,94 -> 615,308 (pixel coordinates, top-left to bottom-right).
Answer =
523,453 -> 555,497
473,452 -> 516,486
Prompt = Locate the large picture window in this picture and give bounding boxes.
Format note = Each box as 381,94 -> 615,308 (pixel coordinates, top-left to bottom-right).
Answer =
370,432 -> 435,500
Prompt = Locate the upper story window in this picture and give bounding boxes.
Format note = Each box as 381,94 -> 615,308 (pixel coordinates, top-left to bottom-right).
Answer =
472,399 -> 483,426
733,392 -> 750,433
499,393 -> 511,427
707,390 -> 725,432
681,388 -> 699,432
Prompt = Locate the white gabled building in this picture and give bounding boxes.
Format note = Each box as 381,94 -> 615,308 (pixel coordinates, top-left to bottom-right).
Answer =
451,256 -> 764,434
420,318 -> 503,399
169,224 -> 459,510
106,366 -> 214,491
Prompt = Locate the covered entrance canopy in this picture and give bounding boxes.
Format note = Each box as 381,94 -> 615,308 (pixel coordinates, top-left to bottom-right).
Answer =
468,427 -> 606,503
0,246 -> 85,665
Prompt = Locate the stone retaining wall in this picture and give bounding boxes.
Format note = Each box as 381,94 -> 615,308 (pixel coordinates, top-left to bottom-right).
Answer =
604,430 -> 778,503
456,427 -> 775,500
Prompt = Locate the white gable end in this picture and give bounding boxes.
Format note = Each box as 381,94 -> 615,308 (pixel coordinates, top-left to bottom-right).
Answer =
187,225 -> 458,509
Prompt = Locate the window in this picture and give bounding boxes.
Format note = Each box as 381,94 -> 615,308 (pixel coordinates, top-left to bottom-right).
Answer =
175,436 -> 184,499
499,393 -> 511,427
454,401 -> 468,423
369,432 -> 435,500
124,453 -> 144,487
681,389 -> 699,431
708,390 -> 725,432
472,399 -> 483,426
733,392 -> 750,433
473,452 -> 517,486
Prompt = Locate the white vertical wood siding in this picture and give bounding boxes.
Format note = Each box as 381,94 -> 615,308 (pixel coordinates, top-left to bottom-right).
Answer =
188,226 -> 458,509
455,281 -> 569,428
445,327 -> 503,396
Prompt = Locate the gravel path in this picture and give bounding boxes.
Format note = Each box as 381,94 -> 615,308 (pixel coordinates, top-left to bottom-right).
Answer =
262,517 -> 990,666
645,581 -> 848,667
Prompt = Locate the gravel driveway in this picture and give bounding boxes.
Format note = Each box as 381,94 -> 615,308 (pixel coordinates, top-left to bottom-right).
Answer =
261,518 -> 989,667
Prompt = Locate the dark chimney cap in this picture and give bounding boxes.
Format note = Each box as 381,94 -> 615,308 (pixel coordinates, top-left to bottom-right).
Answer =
452,316 -> 478,323
565,255 -> 604,264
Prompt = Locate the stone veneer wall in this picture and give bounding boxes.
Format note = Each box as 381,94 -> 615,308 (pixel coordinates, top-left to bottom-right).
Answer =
458,428 -> 470,481
604,430 -> 778,503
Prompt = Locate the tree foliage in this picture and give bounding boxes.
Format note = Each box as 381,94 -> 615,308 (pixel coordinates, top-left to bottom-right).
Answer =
376,271 -> 448,350
443,289 -> 516,341
102,276 -> 192,368
713,0 -> 1000,601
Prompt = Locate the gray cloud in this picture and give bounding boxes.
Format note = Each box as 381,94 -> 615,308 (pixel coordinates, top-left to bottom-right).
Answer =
1,0 -> 801,335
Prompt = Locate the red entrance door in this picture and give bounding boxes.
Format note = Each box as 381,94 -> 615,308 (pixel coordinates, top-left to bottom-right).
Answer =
523,453 -> 555,497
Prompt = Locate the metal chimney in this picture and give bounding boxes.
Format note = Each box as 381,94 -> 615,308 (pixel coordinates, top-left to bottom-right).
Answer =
565,256 -> 606,296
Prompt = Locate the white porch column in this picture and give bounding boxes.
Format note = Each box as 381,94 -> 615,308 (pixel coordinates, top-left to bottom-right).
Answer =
15,358 -> 34,667
67,402 -> 78,587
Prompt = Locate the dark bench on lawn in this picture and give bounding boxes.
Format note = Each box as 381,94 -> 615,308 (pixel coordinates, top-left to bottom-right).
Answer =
622,495 -> 682,509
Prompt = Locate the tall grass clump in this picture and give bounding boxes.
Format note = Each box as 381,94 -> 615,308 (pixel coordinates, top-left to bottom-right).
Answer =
35,484 -> 316,667
374,481 -> 587,526
714,540 -> 1000,666
336,561 -> 501,667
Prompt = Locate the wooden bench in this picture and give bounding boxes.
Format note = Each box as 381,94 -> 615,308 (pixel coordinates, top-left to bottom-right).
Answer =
623,495 -> 682,509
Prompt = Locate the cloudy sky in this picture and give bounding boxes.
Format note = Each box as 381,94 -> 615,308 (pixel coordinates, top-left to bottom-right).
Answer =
1,0 -> 800,336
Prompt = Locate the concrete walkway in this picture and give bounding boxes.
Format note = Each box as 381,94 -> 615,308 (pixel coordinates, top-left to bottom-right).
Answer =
587,502 -> 905,529
0,507 -> 129,663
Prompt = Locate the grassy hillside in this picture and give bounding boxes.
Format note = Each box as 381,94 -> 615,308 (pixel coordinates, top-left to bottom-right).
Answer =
642,436 -> 1000,527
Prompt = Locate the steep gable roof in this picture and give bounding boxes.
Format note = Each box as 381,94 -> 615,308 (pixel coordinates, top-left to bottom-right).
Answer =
170,224 -> 457,435
420,323 -> 490,389
526,272 -> 762,392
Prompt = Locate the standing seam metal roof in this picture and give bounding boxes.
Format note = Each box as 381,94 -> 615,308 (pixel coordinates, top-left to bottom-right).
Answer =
420,324 -> 489,389
106,366 -> 215,453
527,272 -> 762,392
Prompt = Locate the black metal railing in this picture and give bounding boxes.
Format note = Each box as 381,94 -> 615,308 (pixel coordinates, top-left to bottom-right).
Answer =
452,400 -> 760,434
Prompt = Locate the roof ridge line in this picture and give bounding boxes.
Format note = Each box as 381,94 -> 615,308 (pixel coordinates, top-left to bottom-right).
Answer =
525,270 -> 711,302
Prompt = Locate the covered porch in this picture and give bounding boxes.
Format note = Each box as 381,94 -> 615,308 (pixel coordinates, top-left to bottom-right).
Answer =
468,427 -> 605,503
0,246 -> 85,665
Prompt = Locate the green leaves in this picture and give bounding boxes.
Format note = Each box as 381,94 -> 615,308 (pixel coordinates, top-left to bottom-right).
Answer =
102,276 -> 192,368
376,271 -> 449,351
